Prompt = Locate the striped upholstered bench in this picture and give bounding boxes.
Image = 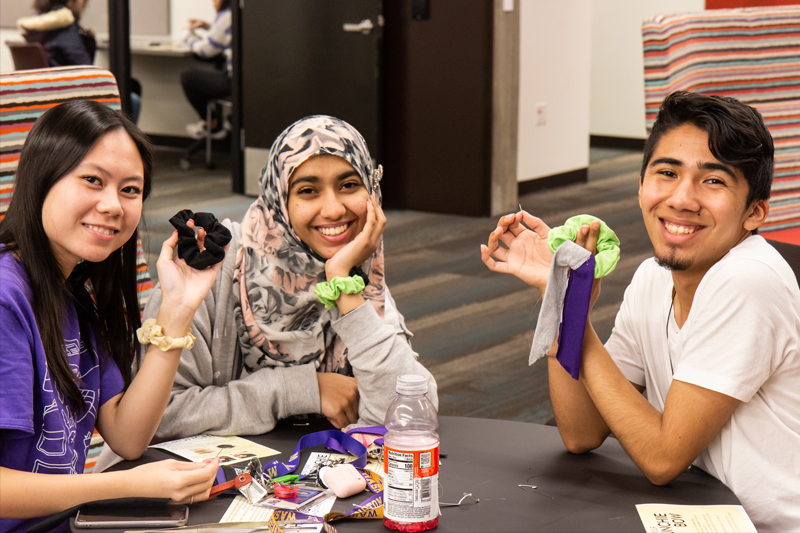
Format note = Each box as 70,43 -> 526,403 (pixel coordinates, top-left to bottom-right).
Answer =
0,65 -> 153,310
643,6 -> 800,234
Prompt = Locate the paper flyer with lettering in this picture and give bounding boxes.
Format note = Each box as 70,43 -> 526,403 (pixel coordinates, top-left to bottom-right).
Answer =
636,504 -> 757,533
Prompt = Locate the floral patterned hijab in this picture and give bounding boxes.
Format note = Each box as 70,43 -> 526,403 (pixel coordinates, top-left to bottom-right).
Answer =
233,115 -> 386,374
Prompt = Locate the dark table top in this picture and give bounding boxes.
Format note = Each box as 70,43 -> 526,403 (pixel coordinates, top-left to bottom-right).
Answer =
77,416 -> 739,533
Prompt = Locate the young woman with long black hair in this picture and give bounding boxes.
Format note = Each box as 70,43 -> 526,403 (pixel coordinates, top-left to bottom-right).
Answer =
0,100 -> 223,532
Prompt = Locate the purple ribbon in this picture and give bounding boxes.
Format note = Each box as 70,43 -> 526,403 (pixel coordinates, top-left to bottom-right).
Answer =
555,254 -> 595,380
263,430 -> 369,480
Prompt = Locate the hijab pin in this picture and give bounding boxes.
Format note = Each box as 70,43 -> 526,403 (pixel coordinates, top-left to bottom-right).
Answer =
371,165 -> 384,192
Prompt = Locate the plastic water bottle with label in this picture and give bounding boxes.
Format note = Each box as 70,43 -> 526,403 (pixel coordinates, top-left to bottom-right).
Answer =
383,374 -> 439,532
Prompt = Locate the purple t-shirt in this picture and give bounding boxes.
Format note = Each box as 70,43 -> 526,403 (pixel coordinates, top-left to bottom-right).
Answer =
0,251 -> 125,533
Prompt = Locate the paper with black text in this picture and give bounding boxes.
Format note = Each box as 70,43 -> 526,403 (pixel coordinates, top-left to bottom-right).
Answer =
636,503 -> 756,533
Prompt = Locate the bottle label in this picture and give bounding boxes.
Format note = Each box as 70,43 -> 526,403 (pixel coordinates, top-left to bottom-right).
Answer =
383,445 -> 439,522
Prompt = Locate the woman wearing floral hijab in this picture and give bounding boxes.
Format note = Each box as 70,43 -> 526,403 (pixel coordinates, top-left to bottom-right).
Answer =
142,116 -> 437,437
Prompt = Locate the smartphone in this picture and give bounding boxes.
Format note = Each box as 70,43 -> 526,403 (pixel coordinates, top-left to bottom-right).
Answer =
74,502 -> 188,529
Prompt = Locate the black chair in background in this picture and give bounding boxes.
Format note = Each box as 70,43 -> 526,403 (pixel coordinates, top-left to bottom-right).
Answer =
179,54 -> 231,171
5,41 -> 49,70
768,239 -> 800,280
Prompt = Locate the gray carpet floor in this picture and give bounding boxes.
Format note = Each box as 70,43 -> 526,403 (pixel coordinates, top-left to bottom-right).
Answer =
141,147 -> 651,424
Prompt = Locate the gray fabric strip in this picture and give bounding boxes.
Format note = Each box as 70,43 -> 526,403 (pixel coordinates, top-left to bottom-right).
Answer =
529,240 -> 592,365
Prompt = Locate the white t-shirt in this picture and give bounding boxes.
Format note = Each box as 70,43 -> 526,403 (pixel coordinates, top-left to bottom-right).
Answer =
605,235 -> 800,532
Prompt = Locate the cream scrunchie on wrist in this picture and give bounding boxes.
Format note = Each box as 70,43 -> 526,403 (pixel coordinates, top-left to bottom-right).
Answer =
136,318 -> 196,351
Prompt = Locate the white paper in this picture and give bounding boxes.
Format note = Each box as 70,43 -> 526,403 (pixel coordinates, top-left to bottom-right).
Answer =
150,435 -> 279,465
636,504 -> 757,533
220,496 -> 274,522
220,494 -> 335,532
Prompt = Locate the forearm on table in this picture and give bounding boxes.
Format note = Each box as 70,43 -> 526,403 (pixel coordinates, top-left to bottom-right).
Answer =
0,467 -> 140,519
579,325 -> 698,485
548,354 -> 611,453
98,306 -> 195,458
335,302 -> 438,423
156,363 -> 320,439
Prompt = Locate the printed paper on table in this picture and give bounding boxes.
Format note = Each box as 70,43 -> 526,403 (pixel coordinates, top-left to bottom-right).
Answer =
221,493 -> 336,532
636,504 -> 756,533
150,435 -> 279,465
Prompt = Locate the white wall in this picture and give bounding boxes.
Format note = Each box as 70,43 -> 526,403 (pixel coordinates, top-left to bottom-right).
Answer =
171,0 -> 216,39
517,0 -> 592,182
590,0 -> 704,139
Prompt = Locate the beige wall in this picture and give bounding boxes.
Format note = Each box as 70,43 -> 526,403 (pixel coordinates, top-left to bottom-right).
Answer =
589,0 -> 705,139
517,0 -> 592,183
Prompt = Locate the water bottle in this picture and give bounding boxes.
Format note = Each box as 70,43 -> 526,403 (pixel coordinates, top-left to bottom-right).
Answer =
383,374 -> 439,532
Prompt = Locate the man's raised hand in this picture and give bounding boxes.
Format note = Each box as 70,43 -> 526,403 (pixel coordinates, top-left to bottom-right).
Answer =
480,211 -> 554,291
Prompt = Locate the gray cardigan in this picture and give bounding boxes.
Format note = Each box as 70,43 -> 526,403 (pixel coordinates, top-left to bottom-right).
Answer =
143,221 -> 437,439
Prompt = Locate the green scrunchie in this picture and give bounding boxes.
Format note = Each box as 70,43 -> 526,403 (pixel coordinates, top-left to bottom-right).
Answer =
547,214 -> 621,278
313,275 -> 366,309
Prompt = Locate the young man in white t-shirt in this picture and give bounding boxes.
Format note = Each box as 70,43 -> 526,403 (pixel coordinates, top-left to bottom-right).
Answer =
482,91 -> 800,531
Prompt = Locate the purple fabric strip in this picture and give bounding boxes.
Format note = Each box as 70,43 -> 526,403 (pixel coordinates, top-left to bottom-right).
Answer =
345,426 -> 387,436
555,255 -> 595,380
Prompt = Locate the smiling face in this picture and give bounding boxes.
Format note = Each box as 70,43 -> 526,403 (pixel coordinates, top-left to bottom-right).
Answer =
41,128 -> 145,277
639,123 -> 768,279
286,154 -> 369,259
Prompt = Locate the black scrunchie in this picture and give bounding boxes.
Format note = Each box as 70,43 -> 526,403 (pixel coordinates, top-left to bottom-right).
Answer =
169,210 -> 232,269
349,266 -> 369,284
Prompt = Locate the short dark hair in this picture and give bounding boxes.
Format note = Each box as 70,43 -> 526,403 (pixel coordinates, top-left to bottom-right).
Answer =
0,99 -> 153,413
641,91 -> 774,207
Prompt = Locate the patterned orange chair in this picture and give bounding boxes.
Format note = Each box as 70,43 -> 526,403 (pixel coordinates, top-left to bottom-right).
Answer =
0,65 -> 153,310
643,6 -> 800,234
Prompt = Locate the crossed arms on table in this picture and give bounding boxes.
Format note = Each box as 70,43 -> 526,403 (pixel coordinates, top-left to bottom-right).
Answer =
481,212 -> 741,486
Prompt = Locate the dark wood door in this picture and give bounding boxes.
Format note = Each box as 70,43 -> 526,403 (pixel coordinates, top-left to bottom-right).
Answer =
382,0 -> 493,216
241,0 -> 383,157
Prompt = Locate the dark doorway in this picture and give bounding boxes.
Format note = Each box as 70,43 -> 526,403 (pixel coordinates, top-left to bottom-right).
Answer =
382,0 -> 494,216
236,0 -> 494,216
240,0 -> 383,194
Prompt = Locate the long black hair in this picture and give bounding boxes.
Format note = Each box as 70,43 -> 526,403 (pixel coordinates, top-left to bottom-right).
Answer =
0,99 -> 154,413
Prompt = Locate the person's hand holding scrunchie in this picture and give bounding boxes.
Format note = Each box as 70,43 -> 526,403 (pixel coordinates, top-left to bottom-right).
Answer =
169,210 -> 232,270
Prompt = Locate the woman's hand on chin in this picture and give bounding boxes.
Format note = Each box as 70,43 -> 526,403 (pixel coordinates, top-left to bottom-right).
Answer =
325,193 -> 386,281
157,220 -> 227,326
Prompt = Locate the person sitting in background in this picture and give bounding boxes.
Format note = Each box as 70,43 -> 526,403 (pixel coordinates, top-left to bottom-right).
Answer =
18,0 -> 95,66
142,115 -> 438,438
181,0 -> 232,140
17,0 -> 142,123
